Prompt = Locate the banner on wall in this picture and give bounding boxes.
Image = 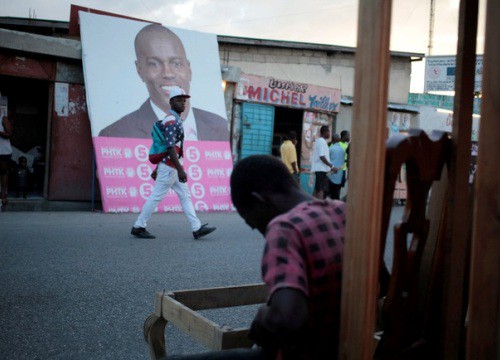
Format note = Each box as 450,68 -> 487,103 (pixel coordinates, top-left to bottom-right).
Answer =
79,12 -> 232,212
424,55 -> 483,92
235,74 -> 341,113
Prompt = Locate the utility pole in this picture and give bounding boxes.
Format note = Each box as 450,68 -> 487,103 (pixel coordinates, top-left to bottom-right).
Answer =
428,0 -> 435,55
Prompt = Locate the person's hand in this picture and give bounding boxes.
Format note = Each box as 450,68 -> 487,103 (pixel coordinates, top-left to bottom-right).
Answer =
178,169 -> 188,183
249,305 -> 279,358
332,167 -> 339,174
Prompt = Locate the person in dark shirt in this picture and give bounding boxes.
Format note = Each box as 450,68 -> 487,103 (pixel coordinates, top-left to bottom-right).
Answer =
162,156 -> 345,360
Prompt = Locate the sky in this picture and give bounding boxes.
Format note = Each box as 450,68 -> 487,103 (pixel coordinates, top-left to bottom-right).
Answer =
0,0 -> 486,93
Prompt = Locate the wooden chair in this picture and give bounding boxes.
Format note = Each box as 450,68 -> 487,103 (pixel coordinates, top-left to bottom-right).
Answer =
143,283 -> 267,359
375,129 -> 452,359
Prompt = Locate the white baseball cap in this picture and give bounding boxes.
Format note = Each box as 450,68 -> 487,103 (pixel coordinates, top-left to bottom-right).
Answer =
168,87 -> 191,100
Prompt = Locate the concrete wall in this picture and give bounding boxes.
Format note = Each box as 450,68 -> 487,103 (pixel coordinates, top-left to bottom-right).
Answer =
219,44 -> 412,104
416,106 -> 480,141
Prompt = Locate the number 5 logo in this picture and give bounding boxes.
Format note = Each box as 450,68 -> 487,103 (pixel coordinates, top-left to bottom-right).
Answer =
135,144 -> 149,162
139,183 -> 154,200
195,201 -> 209,211
190,183 -> 205,199
137,164 -> 152,181
188,165 -> 203,181
186,146 -> 200,163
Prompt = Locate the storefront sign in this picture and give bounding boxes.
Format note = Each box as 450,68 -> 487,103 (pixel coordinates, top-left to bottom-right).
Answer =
236,74 -> 341,113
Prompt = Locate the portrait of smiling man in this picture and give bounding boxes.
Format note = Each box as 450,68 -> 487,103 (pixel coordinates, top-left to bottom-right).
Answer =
98,24 -> 229,141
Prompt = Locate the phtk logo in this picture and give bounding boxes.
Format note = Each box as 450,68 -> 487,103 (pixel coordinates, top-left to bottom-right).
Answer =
124,148 -> 133,159
129,187 -> 138,197
126,168 -> 135,178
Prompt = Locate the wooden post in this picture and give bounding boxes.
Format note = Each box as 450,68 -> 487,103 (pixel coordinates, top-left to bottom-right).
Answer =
441,0 -> 478,358
466,0 -> 500,358
338,1 -> 392,359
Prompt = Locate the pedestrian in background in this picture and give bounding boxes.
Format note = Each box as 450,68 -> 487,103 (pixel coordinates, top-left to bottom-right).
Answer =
130,88 -> 216,240
311,125 -> 336,199
327,133 -> 345,200
280,130 -> 299,182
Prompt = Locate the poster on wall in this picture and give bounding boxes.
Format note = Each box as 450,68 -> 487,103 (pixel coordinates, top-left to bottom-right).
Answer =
79,12 -> 232,213
424,55 -> 483,92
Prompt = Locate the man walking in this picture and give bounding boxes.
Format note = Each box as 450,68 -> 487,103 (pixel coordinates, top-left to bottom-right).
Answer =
280,131 -> 299,181
327,133 -> 346,200
311,125 -> 337,199
131,88 -> 216,239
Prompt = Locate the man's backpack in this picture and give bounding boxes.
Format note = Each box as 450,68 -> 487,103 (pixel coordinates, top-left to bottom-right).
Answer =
148,120 -> 183,165
148,121 -> 169,165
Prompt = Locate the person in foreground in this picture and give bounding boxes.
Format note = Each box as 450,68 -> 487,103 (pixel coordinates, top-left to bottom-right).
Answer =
167,155 -> 345,359
131,88 -> 216,240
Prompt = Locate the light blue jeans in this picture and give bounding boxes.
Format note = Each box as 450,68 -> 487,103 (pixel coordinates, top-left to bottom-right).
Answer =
134,163 -> 201,231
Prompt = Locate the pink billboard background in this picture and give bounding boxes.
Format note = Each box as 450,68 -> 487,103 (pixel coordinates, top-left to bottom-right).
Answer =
94,137 -> 233,213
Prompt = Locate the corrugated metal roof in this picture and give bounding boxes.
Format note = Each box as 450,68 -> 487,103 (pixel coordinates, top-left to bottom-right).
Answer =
0,17 -> 425,60
341,97 -> 420,113
217,35 -> 424,59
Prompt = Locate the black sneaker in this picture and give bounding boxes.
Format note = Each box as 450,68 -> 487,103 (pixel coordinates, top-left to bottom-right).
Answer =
131,227 -> 156,239
193,224 -> 216,239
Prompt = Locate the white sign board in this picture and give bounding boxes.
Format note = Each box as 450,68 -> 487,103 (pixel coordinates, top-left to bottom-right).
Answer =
424,55 -> 483,92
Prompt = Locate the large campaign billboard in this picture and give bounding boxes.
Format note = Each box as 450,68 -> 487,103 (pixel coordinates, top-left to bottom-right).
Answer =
79,12 -> 232,213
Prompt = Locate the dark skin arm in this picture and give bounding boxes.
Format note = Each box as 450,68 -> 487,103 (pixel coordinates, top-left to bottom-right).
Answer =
167,147 -> 187,182
0,116 -> 12,139
249,288 -> 308,358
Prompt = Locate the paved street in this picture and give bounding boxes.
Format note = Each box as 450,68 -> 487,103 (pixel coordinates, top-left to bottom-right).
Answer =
0,206 -> 403,359
1,211 -> 264,359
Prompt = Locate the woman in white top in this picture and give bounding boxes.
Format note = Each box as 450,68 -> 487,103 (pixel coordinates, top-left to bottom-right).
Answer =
0,112 -> 13,209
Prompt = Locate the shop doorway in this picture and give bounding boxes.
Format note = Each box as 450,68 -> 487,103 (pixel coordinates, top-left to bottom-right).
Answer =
0,75 -> 49,199
241,103 -> 275,159
272,106 -> 304,167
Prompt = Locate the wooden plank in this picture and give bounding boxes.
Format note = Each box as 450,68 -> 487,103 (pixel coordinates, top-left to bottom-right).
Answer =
338,0 -> 392,359
169,284 -> 267,310
220,327 -> 254,349
161,295 -> 221,350
466,0 -> 500,358
441,0 -> 478,358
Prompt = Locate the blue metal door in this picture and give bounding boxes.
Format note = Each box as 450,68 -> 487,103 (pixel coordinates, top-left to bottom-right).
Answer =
241,103 -> 275,159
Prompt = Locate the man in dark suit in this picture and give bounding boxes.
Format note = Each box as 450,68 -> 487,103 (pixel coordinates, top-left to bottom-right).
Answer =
99,24 -> 229,141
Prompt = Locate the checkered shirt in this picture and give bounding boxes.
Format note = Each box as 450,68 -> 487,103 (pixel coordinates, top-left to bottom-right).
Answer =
262,199 -> 345,355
